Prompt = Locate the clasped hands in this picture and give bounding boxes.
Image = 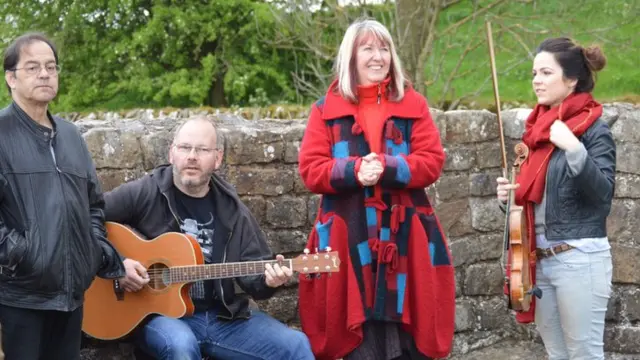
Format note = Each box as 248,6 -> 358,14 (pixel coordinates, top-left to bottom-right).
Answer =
358,152 -> 384,186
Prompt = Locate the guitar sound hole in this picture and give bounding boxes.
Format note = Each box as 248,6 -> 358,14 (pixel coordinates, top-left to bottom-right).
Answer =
148,263 -> 169,290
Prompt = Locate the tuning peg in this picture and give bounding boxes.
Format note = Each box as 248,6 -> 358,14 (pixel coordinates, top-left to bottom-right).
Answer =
303,248 -> 310,255
325,246 -> 332,252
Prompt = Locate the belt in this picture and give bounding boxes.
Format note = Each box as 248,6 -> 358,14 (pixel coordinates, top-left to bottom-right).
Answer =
535,243 -> 575,260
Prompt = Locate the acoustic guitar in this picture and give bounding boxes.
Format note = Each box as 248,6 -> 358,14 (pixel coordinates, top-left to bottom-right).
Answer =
82,221 -> 340,340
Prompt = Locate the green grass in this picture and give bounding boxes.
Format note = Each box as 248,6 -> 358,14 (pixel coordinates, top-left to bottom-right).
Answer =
0,0 -> 637,113
425,0 -> 639,109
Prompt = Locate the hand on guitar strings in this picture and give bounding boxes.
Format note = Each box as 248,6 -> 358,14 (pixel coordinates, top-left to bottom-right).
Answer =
120,258 -> 150,292
357,152 -> 383,187
264,254 -> 293,288
496,177 -> 520,203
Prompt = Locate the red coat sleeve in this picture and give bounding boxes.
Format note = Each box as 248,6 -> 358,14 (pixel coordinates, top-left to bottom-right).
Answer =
379,99 -> 445,189
298,102 -> 363,194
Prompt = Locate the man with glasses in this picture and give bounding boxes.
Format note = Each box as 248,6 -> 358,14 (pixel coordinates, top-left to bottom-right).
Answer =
0,33 -> 126,358
103,117 -> 314,360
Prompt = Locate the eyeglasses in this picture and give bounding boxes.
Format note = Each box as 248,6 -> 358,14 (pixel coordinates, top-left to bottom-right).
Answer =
173,144 -> 217,156
11,63 -> 61,75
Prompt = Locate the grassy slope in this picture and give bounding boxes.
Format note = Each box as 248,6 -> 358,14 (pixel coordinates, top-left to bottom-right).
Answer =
426,0 -> 639,109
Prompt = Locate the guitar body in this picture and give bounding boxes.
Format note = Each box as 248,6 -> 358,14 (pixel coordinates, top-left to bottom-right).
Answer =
82,222 -> 203,340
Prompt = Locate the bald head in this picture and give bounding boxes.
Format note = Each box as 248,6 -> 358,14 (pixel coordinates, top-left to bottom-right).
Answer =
172,116 -> 221,149
169,116 -> 224,197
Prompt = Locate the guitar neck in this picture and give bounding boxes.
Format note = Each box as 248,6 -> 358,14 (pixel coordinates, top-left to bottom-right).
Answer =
167,259 -> 291,284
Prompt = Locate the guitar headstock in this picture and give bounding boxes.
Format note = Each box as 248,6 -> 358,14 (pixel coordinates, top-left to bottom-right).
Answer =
291,248 -> 341,274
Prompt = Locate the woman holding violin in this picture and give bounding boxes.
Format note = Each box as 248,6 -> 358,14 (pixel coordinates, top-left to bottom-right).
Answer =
496,37 -> 615,360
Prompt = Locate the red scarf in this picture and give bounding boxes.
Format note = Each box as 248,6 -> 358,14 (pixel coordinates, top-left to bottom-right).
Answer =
510,92 -> 602,323
515,92 -> 602,205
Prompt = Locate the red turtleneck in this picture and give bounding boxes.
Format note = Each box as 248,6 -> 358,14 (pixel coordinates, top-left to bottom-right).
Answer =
356,78 -> 390,154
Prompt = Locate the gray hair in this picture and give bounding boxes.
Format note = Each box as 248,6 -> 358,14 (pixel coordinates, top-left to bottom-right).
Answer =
334,18 -> 406,102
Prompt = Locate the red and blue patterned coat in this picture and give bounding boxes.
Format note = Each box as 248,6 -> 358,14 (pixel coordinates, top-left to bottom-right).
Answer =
297,81 -> 456,360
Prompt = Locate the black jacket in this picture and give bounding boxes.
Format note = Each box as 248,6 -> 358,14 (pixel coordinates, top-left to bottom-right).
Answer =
0,102 -> 125,311
500,118 -> 616,240
103,164 -> 278,320
542,118 -> 616,240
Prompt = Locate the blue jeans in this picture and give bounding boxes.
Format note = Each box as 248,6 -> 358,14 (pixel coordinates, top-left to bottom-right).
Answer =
535,249 -> 613,360
136,308 -> 314,360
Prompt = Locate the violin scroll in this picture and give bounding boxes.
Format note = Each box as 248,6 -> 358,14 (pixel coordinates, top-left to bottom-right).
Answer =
513,143 -> 529,168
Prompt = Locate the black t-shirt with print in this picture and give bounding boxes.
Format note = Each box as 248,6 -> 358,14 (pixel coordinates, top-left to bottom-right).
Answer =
173,188 -> 217,309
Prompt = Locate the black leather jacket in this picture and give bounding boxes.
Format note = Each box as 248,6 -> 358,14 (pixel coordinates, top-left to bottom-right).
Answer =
500,118 -> 616,239
103,164 -> 279,320
0,102 -> 125,311
542,118 -> 616,240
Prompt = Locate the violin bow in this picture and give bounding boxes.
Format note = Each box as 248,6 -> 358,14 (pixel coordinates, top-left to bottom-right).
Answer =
485,21 -> 511,276
485,21 -> 508,179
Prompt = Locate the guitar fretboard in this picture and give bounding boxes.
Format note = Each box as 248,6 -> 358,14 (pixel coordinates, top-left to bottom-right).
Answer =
166,260 -> 292,284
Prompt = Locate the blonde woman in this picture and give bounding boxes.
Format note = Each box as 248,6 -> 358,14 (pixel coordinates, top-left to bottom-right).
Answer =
297,18 -> 455,360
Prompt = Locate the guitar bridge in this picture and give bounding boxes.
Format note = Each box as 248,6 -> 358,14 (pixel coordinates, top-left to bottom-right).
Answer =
113,279 -> 125,301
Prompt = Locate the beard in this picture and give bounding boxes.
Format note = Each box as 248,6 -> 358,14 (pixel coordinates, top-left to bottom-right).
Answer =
173,166 -> 211,190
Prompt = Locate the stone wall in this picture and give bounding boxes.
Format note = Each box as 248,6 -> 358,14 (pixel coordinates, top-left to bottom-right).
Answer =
76,103 -> 640,358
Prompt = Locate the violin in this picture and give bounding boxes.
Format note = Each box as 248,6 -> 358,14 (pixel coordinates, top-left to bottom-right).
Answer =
504,143 -> 535,311
485,22 -> 540,312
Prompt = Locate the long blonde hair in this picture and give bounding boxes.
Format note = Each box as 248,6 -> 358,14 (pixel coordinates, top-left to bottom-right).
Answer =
334,18 -> 407,102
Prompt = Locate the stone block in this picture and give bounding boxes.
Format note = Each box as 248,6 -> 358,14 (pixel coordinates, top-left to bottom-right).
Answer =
226,166 -> 294,196
436,174 -> 470,201
501,108 -> 531,139
455,299 -> 475,332
475,142 -> 503,169
609,103 -> 640,144
455,269 -> 464,297
97,168 -> 146,192
430,108 -> 447,143
475,296 -> 512,331
463,263 -> 504,296
614,174 -> 640,199
84,128 -> 143,169
604,325 -> 640,354
265,229 -> 309,255
450,233 -> 503,268
606,286 -> 622,322
307,195 -> 321,225
445,110 -> 499,144
616,142 -> 640,175
611,243 -> 640,285
140,130 -> 171,170
283,125 -> 306,163
606,199 -> 640,245
224,127 -> 285,165
240,196 -> 266,225
469,197 -> 505,232
470,171 -> 501,197
435,199 -> 473,237
266,196 -> 307,228
293,170 -> 311,194
619,287 -> 640,322
444,145 -> 476,171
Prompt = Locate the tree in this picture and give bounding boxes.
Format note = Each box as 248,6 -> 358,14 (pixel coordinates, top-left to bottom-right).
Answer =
0,0 -> 301,111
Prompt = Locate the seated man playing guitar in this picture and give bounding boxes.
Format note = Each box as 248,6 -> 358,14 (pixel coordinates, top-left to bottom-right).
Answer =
103,117 -> 314,360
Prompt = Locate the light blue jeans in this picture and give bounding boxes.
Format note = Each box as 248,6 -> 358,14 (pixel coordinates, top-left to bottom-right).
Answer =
135,308 -> 314,360
535,248 -> 613,360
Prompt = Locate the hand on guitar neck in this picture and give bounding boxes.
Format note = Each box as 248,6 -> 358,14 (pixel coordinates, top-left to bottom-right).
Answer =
264,254 -> 294,288
119,254 -> 294,292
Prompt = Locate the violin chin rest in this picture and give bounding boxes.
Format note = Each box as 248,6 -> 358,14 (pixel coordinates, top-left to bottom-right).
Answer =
529,286 -> 543,299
